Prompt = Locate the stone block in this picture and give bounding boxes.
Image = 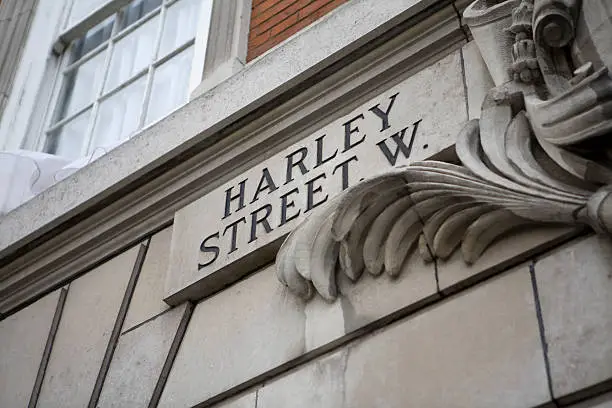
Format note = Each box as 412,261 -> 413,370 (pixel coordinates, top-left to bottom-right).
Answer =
438,225 -> 579,291
37,246 -> 139,408
158,265 -> 308,407
535,235 -> 612,398
343,265 -> 549,408
97,304 -> 188,407
160,251 -> 437,407
257,351 -> 348,408
124,226 -> 173,331
306,250 -> 437,350
0,289 -> 61,408
257,266 -> 549,408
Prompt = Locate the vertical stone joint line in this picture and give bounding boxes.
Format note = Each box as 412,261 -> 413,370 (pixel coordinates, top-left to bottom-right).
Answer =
408,194 -> 439,293
87,240 -> 150,408
433,258 -> 441,293
27,286 -> 69,408
459,47 -> 470,121
148,301 -> 195,408
452,1 -> 471,41
529,261 -> 558,406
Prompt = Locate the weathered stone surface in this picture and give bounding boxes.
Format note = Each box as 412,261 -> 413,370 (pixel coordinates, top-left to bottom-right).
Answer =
438,226 -> 578,291
461,40 -> 495,119
97,304 -> 187,407
253,266 -> 548,408
0,289 -> 60,408
343,266 -> 548,408
535,235 -> 612,399
37,246 -> 139,408
124,226 -> 173,331
160,251 -> 437,407
303,296 -> 346,353
167,50 -> 466,303
572,393 -> 612,408
215,393 -> 257,408
160,259 -> 548,407
325,250 -> 437,339
257,351 -> 348,408
158,265 -> 308,407
303,251 -> 437,351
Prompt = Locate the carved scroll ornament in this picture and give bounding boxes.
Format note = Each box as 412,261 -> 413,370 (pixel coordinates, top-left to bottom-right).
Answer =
276,0 -> 612,301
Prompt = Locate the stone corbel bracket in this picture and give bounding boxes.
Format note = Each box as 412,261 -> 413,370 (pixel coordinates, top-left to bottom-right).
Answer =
276,0 -> 612,302
276,90 -> 612,302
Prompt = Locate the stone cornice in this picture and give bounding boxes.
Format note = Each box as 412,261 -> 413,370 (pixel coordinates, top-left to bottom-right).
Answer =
0,0 -> 467,315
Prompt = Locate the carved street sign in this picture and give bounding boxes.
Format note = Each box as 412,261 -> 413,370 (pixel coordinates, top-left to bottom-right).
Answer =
165,52 -> 467,304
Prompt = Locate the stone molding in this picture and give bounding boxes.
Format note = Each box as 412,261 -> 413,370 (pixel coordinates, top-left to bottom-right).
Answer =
0,0 -> 467,316
189,0 -> 252,96
276,0 -> 612,301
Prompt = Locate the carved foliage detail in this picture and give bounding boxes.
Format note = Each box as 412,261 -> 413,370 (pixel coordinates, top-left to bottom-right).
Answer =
277,98 -> 604,301
276,0 -> 612,301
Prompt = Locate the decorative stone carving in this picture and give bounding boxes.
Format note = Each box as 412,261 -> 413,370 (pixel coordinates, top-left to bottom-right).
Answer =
276,0 -> 612,301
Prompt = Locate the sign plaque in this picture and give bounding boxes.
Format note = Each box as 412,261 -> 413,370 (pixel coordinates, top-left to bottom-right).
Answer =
165,52 -> 467,303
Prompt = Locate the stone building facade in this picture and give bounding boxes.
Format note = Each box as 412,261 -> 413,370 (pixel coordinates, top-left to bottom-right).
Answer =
1,0 -> 612,407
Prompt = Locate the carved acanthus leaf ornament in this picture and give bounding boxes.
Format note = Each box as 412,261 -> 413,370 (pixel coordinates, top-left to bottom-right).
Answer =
276,0 -> 612,301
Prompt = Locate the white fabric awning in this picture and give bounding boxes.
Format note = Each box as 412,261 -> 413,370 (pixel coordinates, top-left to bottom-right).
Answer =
0,143 -> 121,215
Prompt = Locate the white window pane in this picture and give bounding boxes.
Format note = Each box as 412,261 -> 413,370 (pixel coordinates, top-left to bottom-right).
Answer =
69,16 -> 114,63
92,76 -> 146,148
105,15 -> 159,92
46,110 -> 91,159
120,0 -> 163,31
159,0 -> 201,58
145,46 -> 193,125
68,0 -> 113,27
57,51 -> 106,121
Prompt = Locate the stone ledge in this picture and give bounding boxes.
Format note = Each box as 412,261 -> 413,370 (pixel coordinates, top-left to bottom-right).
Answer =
571,392 -> 612,408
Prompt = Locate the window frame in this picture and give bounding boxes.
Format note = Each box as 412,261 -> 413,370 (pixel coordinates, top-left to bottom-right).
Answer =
39,0 -> 206,158
0,0 -> 250,154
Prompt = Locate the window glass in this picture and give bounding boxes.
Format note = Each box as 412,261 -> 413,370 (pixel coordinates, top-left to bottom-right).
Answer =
146,46 -> 194,125
68,0 -> 113,27
105,15 -> 160,92
57,51 -> 106,120
69,16 -> 115,63
120,0 -> 163,30
92,76 -> 147,148
45,0 -> 203,159
46,110 -> 91,159
159,0 -> 200,57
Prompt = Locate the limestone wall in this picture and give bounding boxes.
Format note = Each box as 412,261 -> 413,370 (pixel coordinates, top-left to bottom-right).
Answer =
2,221 -> 612,407
2,30 -> 612,407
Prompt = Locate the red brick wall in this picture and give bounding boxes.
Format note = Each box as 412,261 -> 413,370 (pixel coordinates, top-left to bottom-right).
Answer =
247,0 -> 350,61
